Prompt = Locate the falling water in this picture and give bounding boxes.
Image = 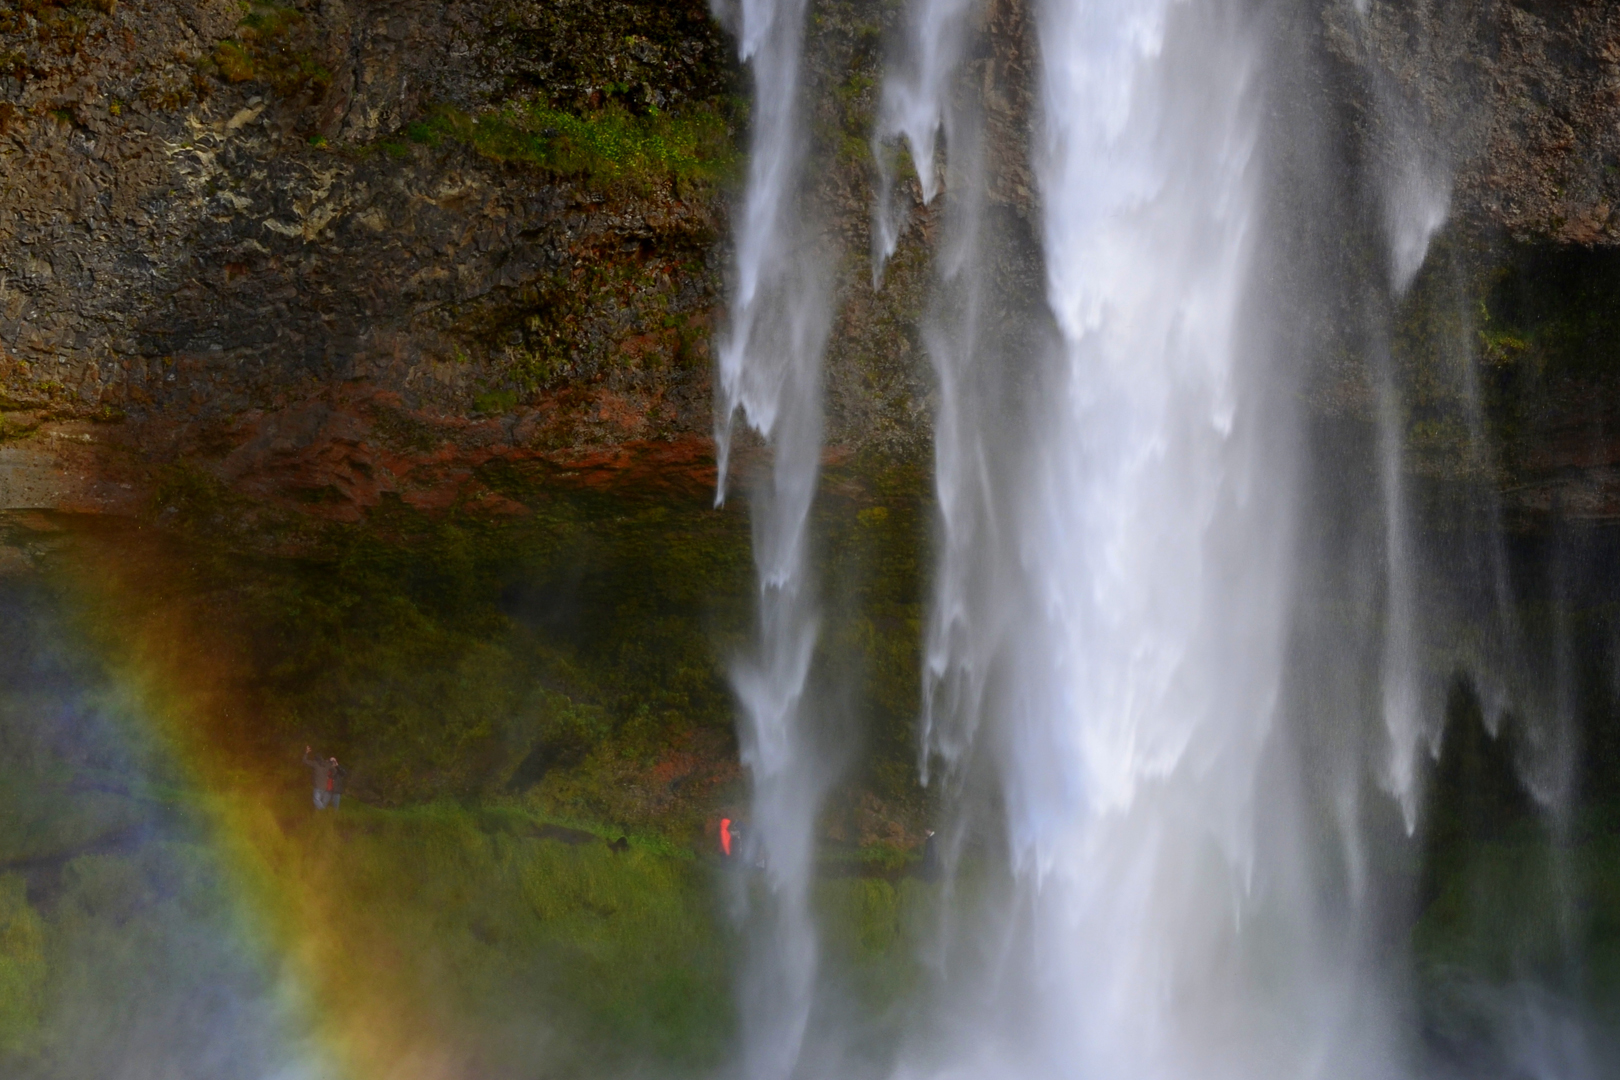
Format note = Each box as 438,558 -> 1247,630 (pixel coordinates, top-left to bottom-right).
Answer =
1346,2 -> 1600,1067
879,0 -> 1416,1073
712,0 -> 833,1074
872,0 -> 992,783
997,0 -> 1352,1072
714,0 -> 1620,1070
869,0 -> 1423,1072
1347,0 -> 1454,834
870,0 -> 974,276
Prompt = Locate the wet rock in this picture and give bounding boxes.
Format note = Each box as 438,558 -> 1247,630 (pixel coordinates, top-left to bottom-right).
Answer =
1323,0 -> 1620,246
4,0 -> 1620,522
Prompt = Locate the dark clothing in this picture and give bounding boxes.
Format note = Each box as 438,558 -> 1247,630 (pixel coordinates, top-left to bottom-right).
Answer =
303,753 -> 348,792
921,833 -> 940,880
303,751 -> 331,791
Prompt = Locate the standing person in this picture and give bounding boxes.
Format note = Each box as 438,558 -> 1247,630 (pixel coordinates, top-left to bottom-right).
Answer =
328,757 -> 348,809
303,746 -> 332,810
921,829 -> 939,881
719,817 -> 733,859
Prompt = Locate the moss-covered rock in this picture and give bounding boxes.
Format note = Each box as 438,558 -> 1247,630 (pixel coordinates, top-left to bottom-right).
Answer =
0,875 -> 44,1057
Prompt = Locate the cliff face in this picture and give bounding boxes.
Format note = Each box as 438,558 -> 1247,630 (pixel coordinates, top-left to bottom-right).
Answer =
2,0 -> 1618,519
1,0 -> 736,516
1,0 -> 1617,855
1325,0 -> 1620,247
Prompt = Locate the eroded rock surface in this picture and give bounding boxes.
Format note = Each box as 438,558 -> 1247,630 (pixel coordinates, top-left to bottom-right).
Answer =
3,0 -> 1620,522
1,0 -> 738,516
1325,0 -> 1620,246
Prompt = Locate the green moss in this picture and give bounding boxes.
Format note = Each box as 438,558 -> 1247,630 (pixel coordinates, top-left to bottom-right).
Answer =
473,389 -> 519,415
113,468 -> 755,826
816,459 -> 931,835
215,1 -> 332,96
0,876 -> 44,1055
1413,825 -> 1620,1008
460,253 -> 715,400
1395,240 -> 1620,484
65,443 -> 931,848
214,40 -> 255,83
237,0 -> 300,38
413,102 -> 738,187
274,798 -> 736,1069
1477,246 -> 1620,382
0,577 -> 948,1070
0,414 -> 40,442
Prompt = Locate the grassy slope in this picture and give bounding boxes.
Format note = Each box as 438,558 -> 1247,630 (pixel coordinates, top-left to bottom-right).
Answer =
0,446 -> 935,1071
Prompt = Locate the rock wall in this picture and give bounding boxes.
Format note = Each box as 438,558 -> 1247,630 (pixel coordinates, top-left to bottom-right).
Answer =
2,0 -> 1619,521
1,0 -> 738,516
1325,0 -> 1620,246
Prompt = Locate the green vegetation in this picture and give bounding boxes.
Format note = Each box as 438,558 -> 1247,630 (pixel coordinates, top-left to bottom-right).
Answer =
237,0 -> 301,39
0,586 -> 742,1074
213,41 -> 255,84
1478,245 -> 1620,384
473,389 -> 520,415
204,1 -> 332,96
1411,819 -> 1620,1055
0,636 -> 938,1079
816,460 -> 931,837
1406,678 -> 1620,1045
814,873 -> 931,1011
0,876 -> 44,1055
112,471 -> 756,832
257,796 -> 738,1075
85,453 -> 934,842
0,431 -> 940,1072
1389,235 -> 1620,485
461,253 -> 715,403
398,102 -> 738,187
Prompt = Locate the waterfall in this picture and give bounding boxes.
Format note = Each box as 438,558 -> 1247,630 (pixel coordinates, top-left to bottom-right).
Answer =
713,0 -> 833,1074
1348,0 -> 1453,834
870,0 -> 974,278
871,0 -> 995,787
1344,2 -> 1597,1067
709,0 -> 1616,1070
988,1 -> 1363,1072
880,0 -> 1409,1075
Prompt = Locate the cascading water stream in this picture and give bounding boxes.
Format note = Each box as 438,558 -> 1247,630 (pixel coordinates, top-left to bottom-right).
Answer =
1347,0 -> 1453,835
874,0 -> 1419,1075
713,0 -> 833,1075
870,0 -> 974,278
871,0 -> 993,788
1348,5 -> 1598,1064
712,0 -> 1617,1072
874,0 -> 1413,1074
994,3 -> 1349,1073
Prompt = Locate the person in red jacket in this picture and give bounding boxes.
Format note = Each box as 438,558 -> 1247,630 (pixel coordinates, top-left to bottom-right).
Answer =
303,746 -> 349,809
327,756 -> 348,809
719,817 -> 733,858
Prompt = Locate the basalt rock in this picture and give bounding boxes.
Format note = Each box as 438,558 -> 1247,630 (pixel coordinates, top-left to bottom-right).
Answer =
1324,0 -> 1620,247
0,0 -> 737,518
3,0 -> 1620,523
